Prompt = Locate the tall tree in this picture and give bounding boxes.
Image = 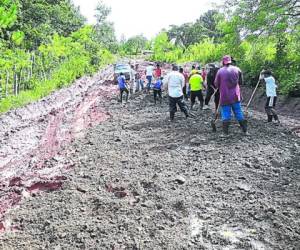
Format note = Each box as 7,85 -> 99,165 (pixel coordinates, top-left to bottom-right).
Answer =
93,0 -> 118,53
8,0 -> 85,49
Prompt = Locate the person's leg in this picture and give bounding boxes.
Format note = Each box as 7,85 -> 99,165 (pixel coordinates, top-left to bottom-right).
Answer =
125,88 -> 129,102
183,86 -> 187,100
135,80 -> 139,92
190,91 -> 196,110
120,89 -> 124,103
146,76 -> 152,91
269,97 -> 279,122
177,96 -> 189,118
232,102 -> 247,133
158,89 -> 162,103
204,86 -> 214,106
265,97 -> 273,122
153,89 -> 158,104
169,96 -> 177,120
198,90 -> 204,109
221,104 -> 231,135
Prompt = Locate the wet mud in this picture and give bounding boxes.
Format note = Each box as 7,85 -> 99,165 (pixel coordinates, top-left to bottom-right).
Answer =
0,62 -> 299,249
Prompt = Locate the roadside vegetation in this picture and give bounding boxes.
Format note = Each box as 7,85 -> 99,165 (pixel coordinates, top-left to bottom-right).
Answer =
0,0 -> 115,113
149,1 -> 300,96
0,0 -> 299,114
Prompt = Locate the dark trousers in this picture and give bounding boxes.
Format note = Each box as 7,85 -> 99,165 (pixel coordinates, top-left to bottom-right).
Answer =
265,96 -> 278,121
183,86 -> 188,100
190,90 -> 204,108
153,89 -> 162,104
120,88 -> 129,103
205,86 -> 220,109
169,96 -> 188,120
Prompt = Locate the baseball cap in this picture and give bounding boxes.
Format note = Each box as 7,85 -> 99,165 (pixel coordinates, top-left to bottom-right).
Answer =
222,55 -> 232,65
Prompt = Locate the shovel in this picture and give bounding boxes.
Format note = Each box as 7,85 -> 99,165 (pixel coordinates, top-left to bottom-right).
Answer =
245,80 -> 260,117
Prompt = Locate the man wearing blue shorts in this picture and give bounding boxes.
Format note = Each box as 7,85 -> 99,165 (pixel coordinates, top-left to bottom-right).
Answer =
214,55 -> 248,135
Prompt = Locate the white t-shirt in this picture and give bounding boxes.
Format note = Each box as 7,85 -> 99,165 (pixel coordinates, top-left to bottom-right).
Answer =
264,76 -> 277,97
146,66 -> 154,76
164,71 -> 185,98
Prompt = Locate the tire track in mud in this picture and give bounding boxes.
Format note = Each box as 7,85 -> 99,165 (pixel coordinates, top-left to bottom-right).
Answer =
0,66 -> 117,230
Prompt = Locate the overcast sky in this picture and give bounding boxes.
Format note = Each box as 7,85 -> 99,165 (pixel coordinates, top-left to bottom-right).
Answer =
72,0 -> 223,40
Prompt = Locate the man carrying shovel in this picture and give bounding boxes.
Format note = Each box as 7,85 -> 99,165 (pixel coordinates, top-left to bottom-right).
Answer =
214,55 -> 248,136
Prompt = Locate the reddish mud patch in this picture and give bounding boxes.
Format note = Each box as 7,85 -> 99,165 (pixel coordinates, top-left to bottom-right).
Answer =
0,66 -> 117,230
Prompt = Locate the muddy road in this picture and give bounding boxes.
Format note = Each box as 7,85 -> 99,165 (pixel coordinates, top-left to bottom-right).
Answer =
0,62 -> 299,249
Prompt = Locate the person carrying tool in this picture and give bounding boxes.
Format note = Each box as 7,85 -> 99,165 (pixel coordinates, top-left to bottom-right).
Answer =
260,70 -> 280,124
164,65 -> 189,121
118,73 -> 129,103
203,63 -> 220,110
153,77 -> 163,104
214,55 -> 247,135
189,66 -> 204,110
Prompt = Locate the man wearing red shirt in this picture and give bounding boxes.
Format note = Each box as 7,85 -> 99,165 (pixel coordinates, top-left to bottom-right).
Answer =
154,63 -> 162,79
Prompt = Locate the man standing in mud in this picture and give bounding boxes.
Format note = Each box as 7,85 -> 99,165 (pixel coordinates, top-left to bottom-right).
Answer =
117,73 -> 129,104
214,55 -> 248,135
164,65 -> 189,121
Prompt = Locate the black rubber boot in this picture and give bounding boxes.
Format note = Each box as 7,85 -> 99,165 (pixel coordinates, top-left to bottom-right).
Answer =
184,110 -> 189,119
222,121 -> 230,135
200,101 -> 204,110
267,115 -> 273,122
273,115 -> 280,125
239,120 -> 248,134
170,112 -> 175,121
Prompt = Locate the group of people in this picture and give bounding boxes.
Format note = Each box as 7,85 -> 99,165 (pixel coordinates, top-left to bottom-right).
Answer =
117,55 -> 279,136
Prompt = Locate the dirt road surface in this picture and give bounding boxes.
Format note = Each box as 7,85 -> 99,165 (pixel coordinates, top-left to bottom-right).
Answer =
0,62 -> 299,249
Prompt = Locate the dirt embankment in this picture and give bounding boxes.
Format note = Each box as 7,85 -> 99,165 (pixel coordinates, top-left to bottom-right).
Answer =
0,61 -> 299,249
0,65 -> 117,230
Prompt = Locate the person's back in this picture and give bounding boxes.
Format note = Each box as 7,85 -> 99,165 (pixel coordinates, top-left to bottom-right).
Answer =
189,73 -> 203,91
165,71 -> 185,97
118,75 -> 126,89
264,76 -> 277,97
146,65 -> 154,76
207,67 -> 218,88
154,64 -> 162,78
164,65 -> 189,121
214,55 -> 247,135
154,78 -> 163,90
215,65 -> 242,105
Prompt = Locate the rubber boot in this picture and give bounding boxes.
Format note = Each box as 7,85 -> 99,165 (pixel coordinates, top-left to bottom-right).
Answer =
222,121 -> 230,136
267,115 -> 273,122
200,102 -> 204,110
184,110 -> 189,119
239,120 -> 248,134
273,115 -> 280,125
170,112 -> 175,121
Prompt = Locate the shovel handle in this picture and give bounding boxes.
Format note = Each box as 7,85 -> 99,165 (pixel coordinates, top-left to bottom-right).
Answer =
245,80 -> 260,112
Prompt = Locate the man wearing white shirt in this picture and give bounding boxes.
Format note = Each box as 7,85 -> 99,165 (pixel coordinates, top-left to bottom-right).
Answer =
164,65 -> 189,121
260,70 -> 280,124
145,64 -> 155,91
